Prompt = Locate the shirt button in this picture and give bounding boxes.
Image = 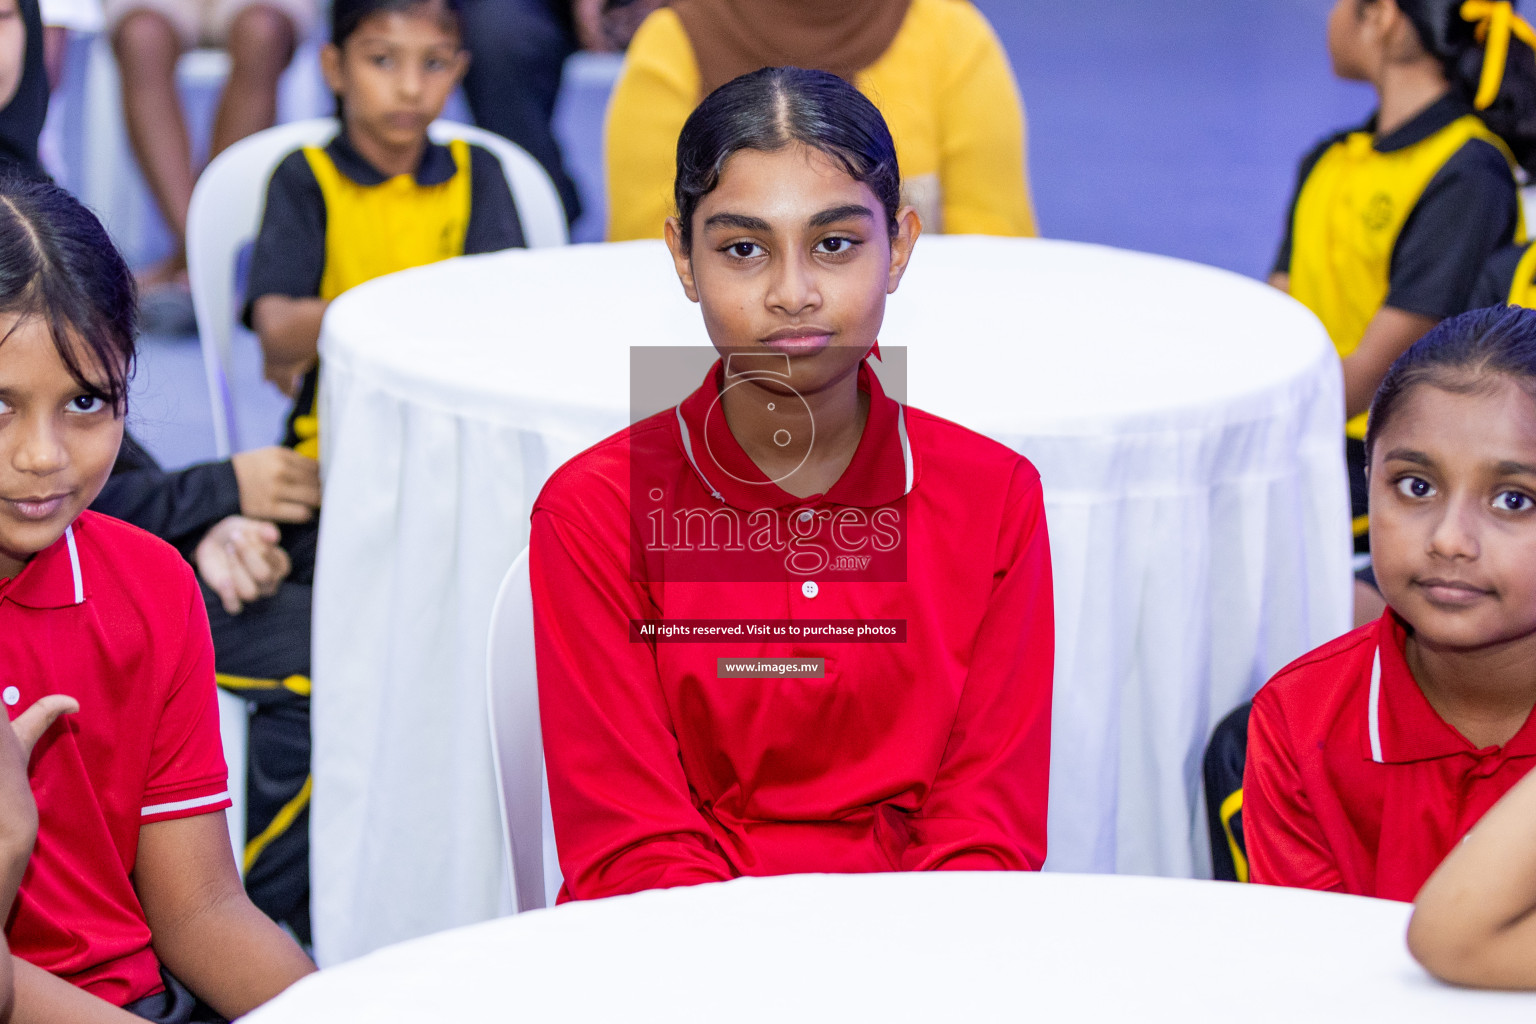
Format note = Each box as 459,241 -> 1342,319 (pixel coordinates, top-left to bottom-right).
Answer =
801,581 -> 819,599
2,687 -> 18,707
798,510 -> 814,523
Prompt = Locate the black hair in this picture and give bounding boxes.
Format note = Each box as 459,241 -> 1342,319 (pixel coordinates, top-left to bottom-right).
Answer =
0,174 -> 136,412
1382,0 -> 1536,172
331,0 -> 462,49
1366,304 -> 1536,458
673,66 -> 902,254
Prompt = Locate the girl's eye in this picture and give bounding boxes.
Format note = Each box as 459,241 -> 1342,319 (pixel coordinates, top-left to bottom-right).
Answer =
815,236 -> 858,255
69,394 -> 105,414
1396,476 -> 1435,499
1495,490 -> 1533,512
426,58 -> 447,72
725,241 -> 764,260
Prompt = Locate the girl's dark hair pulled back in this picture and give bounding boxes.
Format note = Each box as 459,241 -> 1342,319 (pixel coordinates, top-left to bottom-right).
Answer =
0,174 -> 136,411
673,66 -> 902,253
332,0 -> 462,48
1393,0 -> 1536,173
1366,303 -> 1536,456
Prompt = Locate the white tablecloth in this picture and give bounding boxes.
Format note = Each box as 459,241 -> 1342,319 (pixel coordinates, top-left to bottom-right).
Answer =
311,236 -> 1350,965
249,873 -> 1533,1021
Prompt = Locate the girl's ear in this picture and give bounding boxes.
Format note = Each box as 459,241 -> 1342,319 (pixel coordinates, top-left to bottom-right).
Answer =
664,217 -> 701,303
320,42 -> 345,96
451,48 -> 471,86
885,206 -> 922,295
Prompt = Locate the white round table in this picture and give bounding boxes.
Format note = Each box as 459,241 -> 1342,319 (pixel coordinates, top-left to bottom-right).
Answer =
310,236 -> 1351,965
247,873 -> 1532,1021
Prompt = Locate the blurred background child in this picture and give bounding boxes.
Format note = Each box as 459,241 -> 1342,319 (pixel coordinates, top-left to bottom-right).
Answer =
106,0 -> 315,316
244,0 -> 525,458
1271,0 -> 1536,623
603,0 -> 1035,241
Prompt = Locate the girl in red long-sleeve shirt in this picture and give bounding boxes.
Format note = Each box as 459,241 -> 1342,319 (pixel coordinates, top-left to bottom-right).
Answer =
532,66 -> 1054,902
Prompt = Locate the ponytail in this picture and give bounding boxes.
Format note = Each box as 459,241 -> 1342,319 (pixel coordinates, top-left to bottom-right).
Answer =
1399,0 -> 1536,173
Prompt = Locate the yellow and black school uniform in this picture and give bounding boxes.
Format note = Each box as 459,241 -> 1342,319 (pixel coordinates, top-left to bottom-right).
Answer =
244,129 -> 527,458
1274,93 -> 1523,553
238,131 -> 524,944
1472,237 -> 1536,307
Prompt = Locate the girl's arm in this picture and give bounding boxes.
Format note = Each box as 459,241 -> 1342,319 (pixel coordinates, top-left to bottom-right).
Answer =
252,295 -> 329,399
533,506 -> 737,900
903,464 -> 1053,870
935,3 -> 1037,237
1408,768 -> 1536,989
1242,690 -> 1347,892
1341,306 -> 1439,419
9,959 -> 139,1024
134,813 -> 314,1019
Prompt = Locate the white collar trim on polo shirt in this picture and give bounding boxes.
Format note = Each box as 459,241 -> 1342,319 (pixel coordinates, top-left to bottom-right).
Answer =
675,403 -> 915,504
63,525 -> 83,605
1368,645 -> 1384,764
676,405 -> 725,504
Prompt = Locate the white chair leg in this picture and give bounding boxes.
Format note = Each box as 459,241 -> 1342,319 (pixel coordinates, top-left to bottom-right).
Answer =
217,688 -> 249,875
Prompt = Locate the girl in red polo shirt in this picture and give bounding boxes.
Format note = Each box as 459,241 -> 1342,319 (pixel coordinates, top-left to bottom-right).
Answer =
532,66 -> 1054,902
0,177 -> 313,1021
1246,304 -> 1536,901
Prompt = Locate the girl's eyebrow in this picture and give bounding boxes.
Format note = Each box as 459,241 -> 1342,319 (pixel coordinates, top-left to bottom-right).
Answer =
1495,460 -> 1536,477
703,212 -> 770,232
807,204 -> 874,228
1381,448 -> 1434,467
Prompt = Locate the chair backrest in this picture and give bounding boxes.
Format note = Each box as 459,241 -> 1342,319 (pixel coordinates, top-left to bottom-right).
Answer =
486,549 -> 564,912
186,117 -> 340,458
186,117 -> 569,458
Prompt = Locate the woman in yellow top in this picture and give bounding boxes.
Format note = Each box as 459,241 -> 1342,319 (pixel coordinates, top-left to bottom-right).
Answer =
604,0 -> 1036,241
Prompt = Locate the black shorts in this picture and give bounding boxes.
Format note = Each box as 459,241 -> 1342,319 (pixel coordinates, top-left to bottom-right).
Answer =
125,969 -> 226,1024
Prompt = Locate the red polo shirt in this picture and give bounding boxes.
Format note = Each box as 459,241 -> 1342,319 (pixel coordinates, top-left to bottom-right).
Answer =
532,359 -> 1054,901
1245,610 -> 1536,901
0,511 -> 230,1006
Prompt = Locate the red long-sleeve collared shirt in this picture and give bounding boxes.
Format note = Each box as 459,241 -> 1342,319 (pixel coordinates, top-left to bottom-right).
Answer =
531,359 -> 1054,901
1245,610 -> 1536,901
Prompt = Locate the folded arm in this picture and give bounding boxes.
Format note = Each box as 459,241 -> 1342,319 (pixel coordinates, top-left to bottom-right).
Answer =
904,465 -> 1053,871
1409,767 -> 1536,989
532,508 -> 736,900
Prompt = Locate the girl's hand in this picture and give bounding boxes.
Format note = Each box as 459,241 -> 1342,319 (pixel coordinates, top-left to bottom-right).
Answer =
0,695 -> 78,916
261,356 -> 312,399
195,516 -> 292,616
230,446 -> 321,523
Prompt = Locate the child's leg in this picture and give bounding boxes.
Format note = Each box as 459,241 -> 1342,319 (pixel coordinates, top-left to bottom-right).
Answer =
109,3 -> 196,261
203,571 -> 313,946
209,4 -> 298,161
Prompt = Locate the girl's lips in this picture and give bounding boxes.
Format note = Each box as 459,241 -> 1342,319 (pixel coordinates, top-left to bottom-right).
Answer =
3,495 -> 68,522
1415,579 -> 1493,607
760,333 -> 832,355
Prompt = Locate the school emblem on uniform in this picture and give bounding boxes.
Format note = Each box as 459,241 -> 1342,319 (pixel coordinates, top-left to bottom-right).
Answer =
1362,192 -> 1394,231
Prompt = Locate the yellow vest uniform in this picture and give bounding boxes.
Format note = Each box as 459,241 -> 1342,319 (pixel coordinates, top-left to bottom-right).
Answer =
1506,241 -> 1536,306
286,138 -> 474,458
1289,113 -> 1522,440
604,0 -> 1035,240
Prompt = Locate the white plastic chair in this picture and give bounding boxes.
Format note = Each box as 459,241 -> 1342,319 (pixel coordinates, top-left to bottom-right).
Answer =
217,688 -> 248,872
486,548 -> 564,912
186,116 -> 569,458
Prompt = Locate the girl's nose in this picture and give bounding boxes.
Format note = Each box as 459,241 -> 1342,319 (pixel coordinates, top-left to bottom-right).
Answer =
766,252 -> 820,316
1427,497 -> 1480,561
